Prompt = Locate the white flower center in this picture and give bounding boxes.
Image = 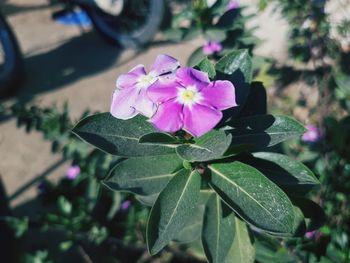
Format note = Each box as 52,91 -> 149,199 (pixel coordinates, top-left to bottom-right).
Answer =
177,85 -> 202,108
137,74 -> 157,89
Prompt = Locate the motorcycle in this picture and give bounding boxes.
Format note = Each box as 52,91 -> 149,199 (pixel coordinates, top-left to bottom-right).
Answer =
0,0 -> 165,96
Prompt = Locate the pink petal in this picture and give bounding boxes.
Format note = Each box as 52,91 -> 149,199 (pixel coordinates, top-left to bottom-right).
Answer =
128,64 -> 147,75
134,89 -> 157,118
150,54 -> 180,76
176,67 -> 210,90
116,65 -> 146,88
147,81 -> 179,103
201,80 -> 237,110
183,104 -> 223,137
150,99 -> 183,133
110,87 -> 139,120
203,45 -> 214,55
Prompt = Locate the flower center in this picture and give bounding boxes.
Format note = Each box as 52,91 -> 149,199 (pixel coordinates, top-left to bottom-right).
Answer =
177,85 -> 202,107
137,74 -> 157,89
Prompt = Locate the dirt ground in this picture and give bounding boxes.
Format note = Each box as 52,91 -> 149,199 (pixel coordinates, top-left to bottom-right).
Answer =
0,0 -> 288,207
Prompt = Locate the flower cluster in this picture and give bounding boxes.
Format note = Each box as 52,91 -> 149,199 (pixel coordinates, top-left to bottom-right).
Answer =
110,55 -> 237,137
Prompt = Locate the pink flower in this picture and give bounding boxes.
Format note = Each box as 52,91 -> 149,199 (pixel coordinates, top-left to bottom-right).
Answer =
202,41 -> 223,55
121,200 -> 131,211
110,55 -> 180,120
302,124 -> 320,143
66,165 -> 80,180
305,230 -> 321,240
147,67 -> 237,137
226,0 -> 239,11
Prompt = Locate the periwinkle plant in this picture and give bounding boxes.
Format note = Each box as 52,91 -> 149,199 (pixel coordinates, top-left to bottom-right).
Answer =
72,50 -> 323,262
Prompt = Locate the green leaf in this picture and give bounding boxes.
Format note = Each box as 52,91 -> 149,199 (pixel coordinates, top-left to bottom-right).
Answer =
104,154 -> 183,195
249,152 -> 319,194
139,132 -> 179,145
229,115 -> 306,148
204,28 -> 227,42
293,198 -> 325,232
196,57 -> 216,79
202,195 -> 235,263
57,196 -> 72,216
187,47 -> 206,67
215,50 -> 252,118
176,130 -> 232,162
72,113 -> 174,157
174,204 -> 205,243
208,162 -> 295,235
147,169 -> 201,255
215,49 -> 252,83
226,217 -> 255,263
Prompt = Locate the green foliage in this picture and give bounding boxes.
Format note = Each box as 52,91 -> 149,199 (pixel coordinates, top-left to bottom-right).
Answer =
71,50 -> 319,262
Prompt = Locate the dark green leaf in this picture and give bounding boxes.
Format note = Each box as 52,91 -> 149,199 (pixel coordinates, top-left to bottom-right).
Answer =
202,194 -> 235,263
174,204 -> 205,243
209,162 -> 295,235
72,113 -> 174,157
215,49 -> 252,83
176,130 -> 232,162
226,217 -> 255,263
215,50 -> 252,120
250,152 -> 319,194
293,198 -> 325,232
187,47 -> 206,67
196,58 -> 216,79
147,169 -> 201,255
229,115 -> 306,148
139,132 -> 179,145
103,154 -> 183,195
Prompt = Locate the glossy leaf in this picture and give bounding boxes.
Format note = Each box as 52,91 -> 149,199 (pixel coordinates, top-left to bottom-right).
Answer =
188,46 -> 206,67
226,217 -> 255,263
215,49 -> 252,83
176,130 -> 232,162
229,115 -> 306,148
103,154 -> 183,195
147,169 -> 201,255
208,162 -> 295,235
72,113 -> 174,156
202,194 -> 235,263
250,152 -> 320,194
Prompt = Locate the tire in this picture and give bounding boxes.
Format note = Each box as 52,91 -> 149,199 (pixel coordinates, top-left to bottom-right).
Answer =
0,12 -> 24,97
85,0 -> 164,47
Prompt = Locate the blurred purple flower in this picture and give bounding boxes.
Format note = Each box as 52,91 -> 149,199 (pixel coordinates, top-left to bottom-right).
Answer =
148,67 -> 237,137
121,200 -> 131,211
202,41 -> 223,55
302,124 -> 321,143
305,230 -> 321,240
226,0 -> 239,11
66,165 -> 81,180
110,55 -> 180,120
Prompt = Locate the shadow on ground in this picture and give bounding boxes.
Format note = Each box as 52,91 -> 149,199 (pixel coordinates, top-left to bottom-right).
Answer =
16,31 -> 121,102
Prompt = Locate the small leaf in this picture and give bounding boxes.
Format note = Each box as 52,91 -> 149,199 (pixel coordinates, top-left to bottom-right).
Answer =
147,169 -> 201,255
209,162 -> 295,235
72,113 -> 174,157
187,47 -> 206,67
226,217 -> 255,263
196,58 -> 216,79
104,154 -> 183,195
229,115 -> 306,148
202,195 -> 235,263
176,130 -> 232,162
250,152 -> 320,194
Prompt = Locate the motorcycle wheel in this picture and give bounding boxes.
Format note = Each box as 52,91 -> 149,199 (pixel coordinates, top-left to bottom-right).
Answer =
0,13 -> 24,97
85,0 -> 164,47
